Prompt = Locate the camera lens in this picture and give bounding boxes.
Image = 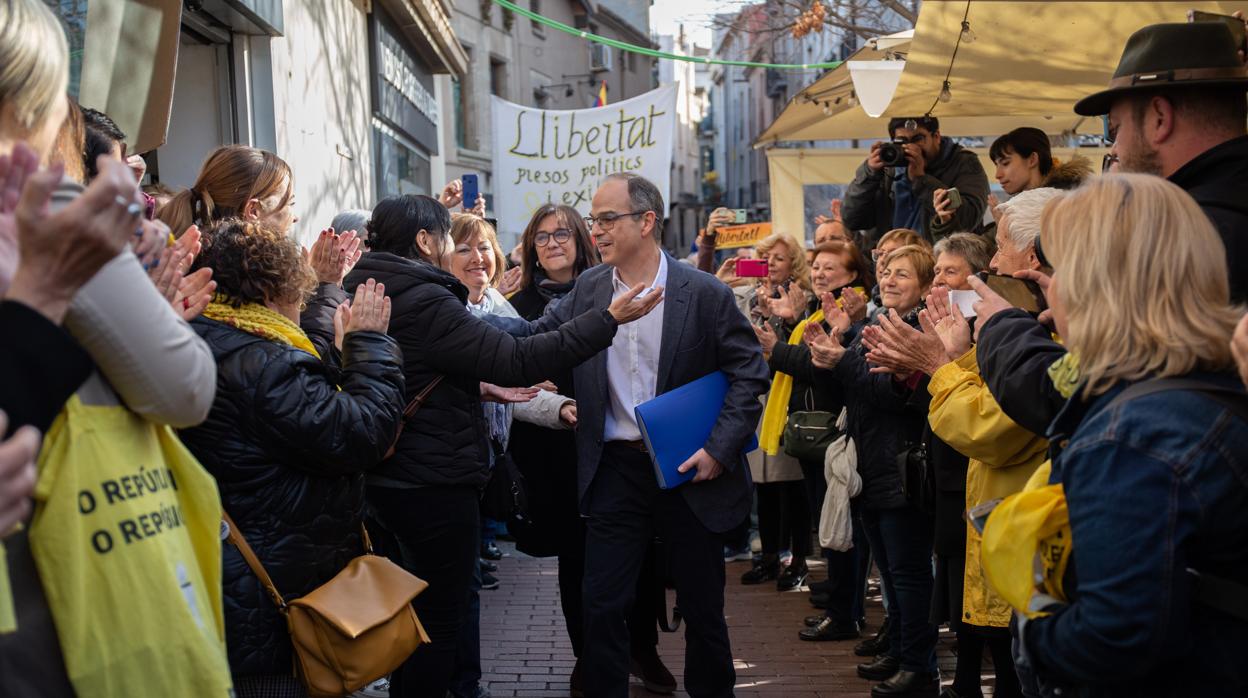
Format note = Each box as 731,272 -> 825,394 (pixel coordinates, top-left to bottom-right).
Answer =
878,142 -> 908,168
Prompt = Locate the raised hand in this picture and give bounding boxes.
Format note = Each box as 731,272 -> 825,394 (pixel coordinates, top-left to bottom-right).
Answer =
830,198 -> 843,222
332,301 -> 351,352
820,291 -> 854,334
308,228 -> 361,286
839,286 -> 868,323
933,188 -> 954,225
923,287 -> 973,360
608,283 -> 664,324
864,309 -> 950,376
7,150 -> 140,323
769,283 -> 802,322
439,179 -> 464,209
715,257 -> 739,283
480,383 -> 540,404
149,239 -> 191,304
987,193 -> 1002,223
175,267 -> 215,321
466,194 -> 486,217
133,217 -> 170,270
344,279 -> 391,334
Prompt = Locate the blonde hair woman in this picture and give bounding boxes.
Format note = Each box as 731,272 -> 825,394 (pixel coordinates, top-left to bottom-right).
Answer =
1016,174 -> 1248,694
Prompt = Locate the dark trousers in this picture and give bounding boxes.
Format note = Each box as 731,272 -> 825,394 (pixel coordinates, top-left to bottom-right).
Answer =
368,485 -> 481,698
756,480 -> 811,558
557,515 -> 660,658
862,505 -> 938,673
798,457 -> 827,535
583,445 -> 734,698
824,502 -> 870,626
449,562 -> 483,698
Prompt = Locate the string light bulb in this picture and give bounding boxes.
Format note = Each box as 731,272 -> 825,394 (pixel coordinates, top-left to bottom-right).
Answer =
938,81 -> 953,103
960,20 -> 977,44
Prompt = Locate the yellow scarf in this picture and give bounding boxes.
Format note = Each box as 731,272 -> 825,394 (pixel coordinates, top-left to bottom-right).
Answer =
202,294 -> 321,359
759,309 -> 825,456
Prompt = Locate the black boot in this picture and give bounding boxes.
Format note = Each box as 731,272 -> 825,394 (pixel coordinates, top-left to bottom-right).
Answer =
630,649 -> 677,695
799,616 -> 861,642
854,620 -> 891,656
871,670 -> 939,697
740,554 -> 780,584
803,614 -> 826,627
777,559 -> 809,591
856,655 -> 901,681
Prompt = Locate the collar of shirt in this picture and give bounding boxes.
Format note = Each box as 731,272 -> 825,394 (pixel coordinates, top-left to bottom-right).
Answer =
611,250 -> 668,297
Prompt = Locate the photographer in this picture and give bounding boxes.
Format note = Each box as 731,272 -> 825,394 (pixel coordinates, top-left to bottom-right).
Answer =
843,116 -> 989,245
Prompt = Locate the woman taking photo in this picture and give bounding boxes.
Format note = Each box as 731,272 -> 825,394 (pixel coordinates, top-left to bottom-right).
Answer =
344,195 -> 660,698
179,220 -> 405,697
1011,175 -> 1248,695
806,245 -> 940,695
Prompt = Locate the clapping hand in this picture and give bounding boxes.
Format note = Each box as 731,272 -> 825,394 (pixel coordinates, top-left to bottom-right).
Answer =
0,411 -> 39,535
343,278 -> 392,334
754,321 -> 779,354
308,228 -> 363,286
862,309 -> 950,376
840,287 -> 869,323
498,266 -> 523,297
133,217 -> 170,270
768,283 -> 803,322
607,283 -> 664,324
480,383 -> 540,404
819,291 -> 854,334
804,322 -> 845,369
923,286 -> 973,359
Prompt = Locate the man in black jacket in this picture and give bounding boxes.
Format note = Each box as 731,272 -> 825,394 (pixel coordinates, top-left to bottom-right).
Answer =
842,116 -> 989,245
980,21 -> 1248,433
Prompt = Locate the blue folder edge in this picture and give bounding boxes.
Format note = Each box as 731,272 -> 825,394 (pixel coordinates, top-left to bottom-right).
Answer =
634,371 -> 759,489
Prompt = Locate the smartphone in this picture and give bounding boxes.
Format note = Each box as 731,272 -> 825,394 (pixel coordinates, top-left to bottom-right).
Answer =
737,259 -> 769,278
945,187 -> 963,211
462,174 -> 479,208
977,272 -> 1047,315
1189,10 -> 1248,53
732,209 -> 748,224
966,498 -> 1003,534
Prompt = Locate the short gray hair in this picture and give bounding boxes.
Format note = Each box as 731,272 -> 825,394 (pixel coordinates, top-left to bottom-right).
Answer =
933,232 -> 993,274
606,172 -> 664,243
331,209 -> 371,236
996,187 -> 1065,252
0,0 -> 69,131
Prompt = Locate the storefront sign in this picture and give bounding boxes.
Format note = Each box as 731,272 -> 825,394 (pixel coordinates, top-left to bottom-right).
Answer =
371,6 -> 438,155
715,222 -> 772,249
491,85 -> 677,234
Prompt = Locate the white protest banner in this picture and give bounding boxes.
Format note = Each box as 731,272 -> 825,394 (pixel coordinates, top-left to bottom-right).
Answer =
491,84 -> 677,236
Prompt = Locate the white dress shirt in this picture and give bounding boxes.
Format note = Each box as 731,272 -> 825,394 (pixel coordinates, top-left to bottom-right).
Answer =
604,253 -> 668,442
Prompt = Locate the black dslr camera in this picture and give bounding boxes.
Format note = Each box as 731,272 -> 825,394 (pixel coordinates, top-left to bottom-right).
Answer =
877,139 -> 909,168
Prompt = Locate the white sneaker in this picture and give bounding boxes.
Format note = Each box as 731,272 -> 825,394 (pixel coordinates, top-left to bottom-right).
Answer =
352,677 -> 390,698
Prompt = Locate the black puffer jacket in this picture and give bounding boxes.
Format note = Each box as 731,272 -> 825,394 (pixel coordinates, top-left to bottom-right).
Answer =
345,252 -> 619,489
179,319 -> 405,677
819,313 -> 925,509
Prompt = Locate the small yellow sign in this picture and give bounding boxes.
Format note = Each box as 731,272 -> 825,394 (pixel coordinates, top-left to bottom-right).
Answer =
714,222 -> 772,249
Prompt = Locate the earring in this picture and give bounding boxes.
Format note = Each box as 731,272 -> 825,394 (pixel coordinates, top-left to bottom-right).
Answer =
536,260 -> 543,269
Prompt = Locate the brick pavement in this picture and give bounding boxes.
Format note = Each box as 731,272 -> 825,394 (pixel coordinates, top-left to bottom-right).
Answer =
480,543 -> 986,698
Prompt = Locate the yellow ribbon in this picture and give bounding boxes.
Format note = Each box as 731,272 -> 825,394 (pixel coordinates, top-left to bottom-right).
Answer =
759,309 -> 825,456
202,295 -> 320,359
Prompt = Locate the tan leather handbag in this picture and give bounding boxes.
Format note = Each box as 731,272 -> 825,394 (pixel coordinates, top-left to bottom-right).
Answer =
224,512 -> 431,697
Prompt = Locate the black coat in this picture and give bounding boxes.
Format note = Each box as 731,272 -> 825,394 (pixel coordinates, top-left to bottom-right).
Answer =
976,309 -> 1069,439
506,282 -> 581,557
1169,134 -> 1248,303
819,315 -> 926,510
179,319 -> 406,677
345,253 -> 618,489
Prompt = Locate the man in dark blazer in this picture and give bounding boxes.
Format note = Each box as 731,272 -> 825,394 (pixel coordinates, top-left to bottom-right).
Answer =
503,173 -> 768,697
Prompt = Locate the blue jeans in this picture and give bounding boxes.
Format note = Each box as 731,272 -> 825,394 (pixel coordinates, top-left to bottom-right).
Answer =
862,505 -> 937,673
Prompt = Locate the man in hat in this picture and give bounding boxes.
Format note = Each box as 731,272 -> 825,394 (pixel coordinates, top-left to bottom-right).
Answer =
1076,20 -> 1248,302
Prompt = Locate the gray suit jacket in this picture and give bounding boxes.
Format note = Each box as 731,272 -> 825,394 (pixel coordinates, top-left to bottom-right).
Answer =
512,255 -> 769,533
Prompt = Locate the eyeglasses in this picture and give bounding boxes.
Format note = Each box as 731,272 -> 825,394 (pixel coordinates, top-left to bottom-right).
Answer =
1101,153 -> 1119,173
534,229 -> 573,247
584,211 -> 647,230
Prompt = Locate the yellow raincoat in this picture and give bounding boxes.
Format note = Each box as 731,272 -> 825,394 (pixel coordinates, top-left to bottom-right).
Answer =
926,347 -> 1048,627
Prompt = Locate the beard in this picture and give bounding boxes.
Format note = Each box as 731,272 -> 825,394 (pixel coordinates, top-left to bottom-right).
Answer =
1118,131 -> 1163,176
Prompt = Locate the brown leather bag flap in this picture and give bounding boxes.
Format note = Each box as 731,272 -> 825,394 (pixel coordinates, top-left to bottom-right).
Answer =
287,555 -> 429,639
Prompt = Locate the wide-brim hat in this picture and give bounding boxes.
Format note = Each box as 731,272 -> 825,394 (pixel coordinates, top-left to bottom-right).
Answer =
1074,22 -> 1248,116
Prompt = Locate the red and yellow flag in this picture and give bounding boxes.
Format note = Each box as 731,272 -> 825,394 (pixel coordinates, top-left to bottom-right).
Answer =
594,80 -> 608,107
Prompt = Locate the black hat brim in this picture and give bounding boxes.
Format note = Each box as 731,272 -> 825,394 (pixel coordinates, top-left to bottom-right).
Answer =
1074,76 -> 1248,116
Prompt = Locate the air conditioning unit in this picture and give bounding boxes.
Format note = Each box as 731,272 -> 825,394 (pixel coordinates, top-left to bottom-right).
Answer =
591,43 -> 613,72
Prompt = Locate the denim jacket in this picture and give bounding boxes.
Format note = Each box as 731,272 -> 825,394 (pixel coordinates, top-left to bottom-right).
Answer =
1023,371 -> 1248,696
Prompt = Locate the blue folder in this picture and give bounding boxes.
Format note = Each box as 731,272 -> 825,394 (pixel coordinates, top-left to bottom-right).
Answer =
634,371 -> 759,489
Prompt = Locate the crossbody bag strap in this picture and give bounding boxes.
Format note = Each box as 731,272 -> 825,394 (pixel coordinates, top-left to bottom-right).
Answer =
222,511 -> 287,610
403,376 -> 444,421
1106,378 -> 1248,423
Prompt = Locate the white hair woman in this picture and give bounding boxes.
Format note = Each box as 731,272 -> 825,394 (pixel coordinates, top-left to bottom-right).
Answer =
1017,174 -> 1248,694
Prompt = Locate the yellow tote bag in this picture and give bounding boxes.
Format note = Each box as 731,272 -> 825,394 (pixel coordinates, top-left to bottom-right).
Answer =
29,396 -> 234,697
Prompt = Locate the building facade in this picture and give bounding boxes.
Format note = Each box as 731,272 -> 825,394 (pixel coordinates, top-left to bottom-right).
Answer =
657,31 -> 708,254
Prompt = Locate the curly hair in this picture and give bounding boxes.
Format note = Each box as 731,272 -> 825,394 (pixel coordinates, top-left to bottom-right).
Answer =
195,218 -> 317,308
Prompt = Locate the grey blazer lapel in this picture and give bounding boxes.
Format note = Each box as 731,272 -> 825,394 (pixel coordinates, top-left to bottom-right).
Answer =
656,256 -> 691,393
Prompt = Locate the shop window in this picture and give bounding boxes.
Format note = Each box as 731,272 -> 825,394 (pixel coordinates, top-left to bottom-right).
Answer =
374,120 -> 431,200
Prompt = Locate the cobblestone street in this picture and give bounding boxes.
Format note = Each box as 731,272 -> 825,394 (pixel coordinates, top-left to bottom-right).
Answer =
480,543 -> 973,697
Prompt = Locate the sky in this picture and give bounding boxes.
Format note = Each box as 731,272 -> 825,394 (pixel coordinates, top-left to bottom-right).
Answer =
650,0 -> 753,48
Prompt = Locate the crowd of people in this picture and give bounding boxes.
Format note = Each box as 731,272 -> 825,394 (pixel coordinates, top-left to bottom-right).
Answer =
2,2 -> 1248,698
